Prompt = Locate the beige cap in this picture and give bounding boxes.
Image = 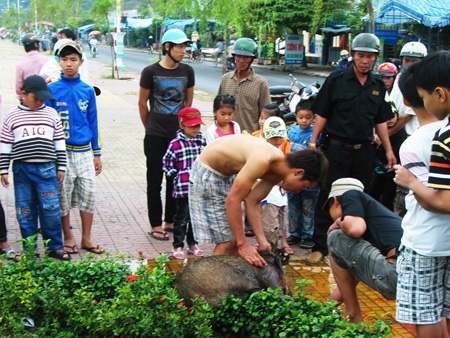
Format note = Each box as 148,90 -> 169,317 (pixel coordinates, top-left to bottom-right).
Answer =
263,116 -> 286,139
324,177 -> 364,209
55,40 -> 83,56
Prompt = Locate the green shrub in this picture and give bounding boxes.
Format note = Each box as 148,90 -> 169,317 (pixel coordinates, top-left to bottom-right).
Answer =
0,237 -> 393,337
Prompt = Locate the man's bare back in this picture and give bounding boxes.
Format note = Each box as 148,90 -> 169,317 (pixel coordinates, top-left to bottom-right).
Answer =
198,134 -> 285,183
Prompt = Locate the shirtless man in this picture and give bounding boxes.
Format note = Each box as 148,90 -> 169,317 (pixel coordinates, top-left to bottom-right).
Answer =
189,134 -> 328,267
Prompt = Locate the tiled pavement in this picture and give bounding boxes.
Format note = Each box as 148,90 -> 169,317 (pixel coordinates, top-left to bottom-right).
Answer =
0,40 -> 415,337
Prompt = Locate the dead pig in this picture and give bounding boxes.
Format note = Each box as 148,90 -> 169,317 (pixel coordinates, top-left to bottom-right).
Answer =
175,250 -> 291,308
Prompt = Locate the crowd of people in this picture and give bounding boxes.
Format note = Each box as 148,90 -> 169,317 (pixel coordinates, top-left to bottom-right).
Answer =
3,26 -> 450,336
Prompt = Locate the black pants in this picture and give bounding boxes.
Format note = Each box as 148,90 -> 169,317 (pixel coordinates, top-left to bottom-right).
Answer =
173,198 -> 197,248
0,201 -> 6,243
312,142 -> 374,255
144,134 -> 177,228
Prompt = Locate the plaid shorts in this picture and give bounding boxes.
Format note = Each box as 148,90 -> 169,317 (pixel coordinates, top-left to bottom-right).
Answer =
396,245 -> 450,324
189,160 -> 236,244
59,151 -> 97,216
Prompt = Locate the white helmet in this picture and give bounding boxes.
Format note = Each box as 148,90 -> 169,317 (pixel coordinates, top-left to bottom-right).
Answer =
400,42 -> 427,58
340,49 -> 349,57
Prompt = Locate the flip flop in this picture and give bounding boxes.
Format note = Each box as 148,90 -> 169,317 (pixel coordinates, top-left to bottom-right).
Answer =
81,245 -> 105,254
148,231 -> 170,241
63,245 -> 79,254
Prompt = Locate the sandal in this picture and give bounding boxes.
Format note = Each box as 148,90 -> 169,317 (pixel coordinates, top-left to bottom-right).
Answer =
1,247 -> 19,261
187,245 -> 205,257
172,247 -> 185,260
46,249 -> 72,261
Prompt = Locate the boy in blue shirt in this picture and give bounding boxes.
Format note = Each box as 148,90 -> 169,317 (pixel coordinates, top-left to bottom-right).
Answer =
287,100 -> 320,249
46,40 -> 103,255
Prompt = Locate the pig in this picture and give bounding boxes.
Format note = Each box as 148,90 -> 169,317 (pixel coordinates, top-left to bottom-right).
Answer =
175,250 -> 291,308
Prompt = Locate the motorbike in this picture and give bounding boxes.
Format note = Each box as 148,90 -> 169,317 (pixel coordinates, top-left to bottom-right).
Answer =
91,45 -> 98,58
270,74 -> 321,127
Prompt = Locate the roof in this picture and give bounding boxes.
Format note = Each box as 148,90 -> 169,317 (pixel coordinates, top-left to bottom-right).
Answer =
368,0 -> 450,27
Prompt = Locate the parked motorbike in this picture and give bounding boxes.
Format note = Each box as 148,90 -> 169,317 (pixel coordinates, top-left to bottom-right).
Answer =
270,74 -> 320,127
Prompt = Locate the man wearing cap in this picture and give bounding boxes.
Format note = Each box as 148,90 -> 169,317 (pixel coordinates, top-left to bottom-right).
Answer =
307,33 -> 396,265
16,33 -> 51,102
325,178 -> 402,324
139,28 -> 195,240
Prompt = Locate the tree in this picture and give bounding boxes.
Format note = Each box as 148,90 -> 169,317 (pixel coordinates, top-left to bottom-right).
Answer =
91,0 -> 117,77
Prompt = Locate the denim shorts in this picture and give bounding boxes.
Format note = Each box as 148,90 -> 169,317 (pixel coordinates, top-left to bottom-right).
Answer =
396,245 -> 450,324
328,229 -> 397,300
189,160 -> 236,244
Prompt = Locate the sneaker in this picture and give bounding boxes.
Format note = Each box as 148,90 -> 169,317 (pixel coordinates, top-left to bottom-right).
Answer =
286,235 -> 301,245
299,239 -> 315,249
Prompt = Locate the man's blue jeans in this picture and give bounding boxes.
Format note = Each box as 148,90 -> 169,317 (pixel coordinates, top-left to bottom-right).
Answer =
13,161 -> 63,251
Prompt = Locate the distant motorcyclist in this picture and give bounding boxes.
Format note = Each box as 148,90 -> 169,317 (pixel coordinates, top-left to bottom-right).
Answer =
337,50 -> 350,70
89,36 -> 98,55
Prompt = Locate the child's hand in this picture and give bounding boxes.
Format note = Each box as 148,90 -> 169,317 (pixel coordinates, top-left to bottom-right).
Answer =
57,171 -> 65,184
1,174 -> 9,188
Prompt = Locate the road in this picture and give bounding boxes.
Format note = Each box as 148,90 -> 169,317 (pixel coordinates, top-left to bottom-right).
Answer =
91,45 -> 324,95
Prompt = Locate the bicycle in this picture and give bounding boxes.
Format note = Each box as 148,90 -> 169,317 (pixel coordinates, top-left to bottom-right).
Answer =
192,49 -> 205,63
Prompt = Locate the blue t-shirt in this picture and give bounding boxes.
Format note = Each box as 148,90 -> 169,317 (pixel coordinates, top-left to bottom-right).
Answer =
288,125 -> 321,152
288,125 -> 320,192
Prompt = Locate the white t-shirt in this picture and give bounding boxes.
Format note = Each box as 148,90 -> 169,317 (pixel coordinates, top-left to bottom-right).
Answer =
390,73 -> 419,136
400,119 -> 450,256
262,184 -> 288,207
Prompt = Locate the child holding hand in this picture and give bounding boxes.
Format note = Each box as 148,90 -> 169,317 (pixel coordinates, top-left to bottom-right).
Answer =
205,94 -> 240,143
258,116 -> 294,260
163,107 -> 207,259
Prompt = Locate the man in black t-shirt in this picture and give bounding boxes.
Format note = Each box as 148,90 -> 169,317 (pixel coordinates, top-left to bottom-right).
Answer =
325,178 -> 403,324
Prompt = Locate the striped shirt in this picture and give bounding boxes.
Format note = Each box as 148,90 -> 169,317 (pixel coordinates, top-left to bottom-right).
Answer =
162,130 -> 206,198
428,119 -> 450,189
0,104 -> 67,174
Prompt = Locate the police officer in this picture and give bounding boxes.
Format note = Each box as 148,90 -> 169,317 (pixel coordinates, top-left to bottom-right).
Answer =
306,33 -> 396,265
